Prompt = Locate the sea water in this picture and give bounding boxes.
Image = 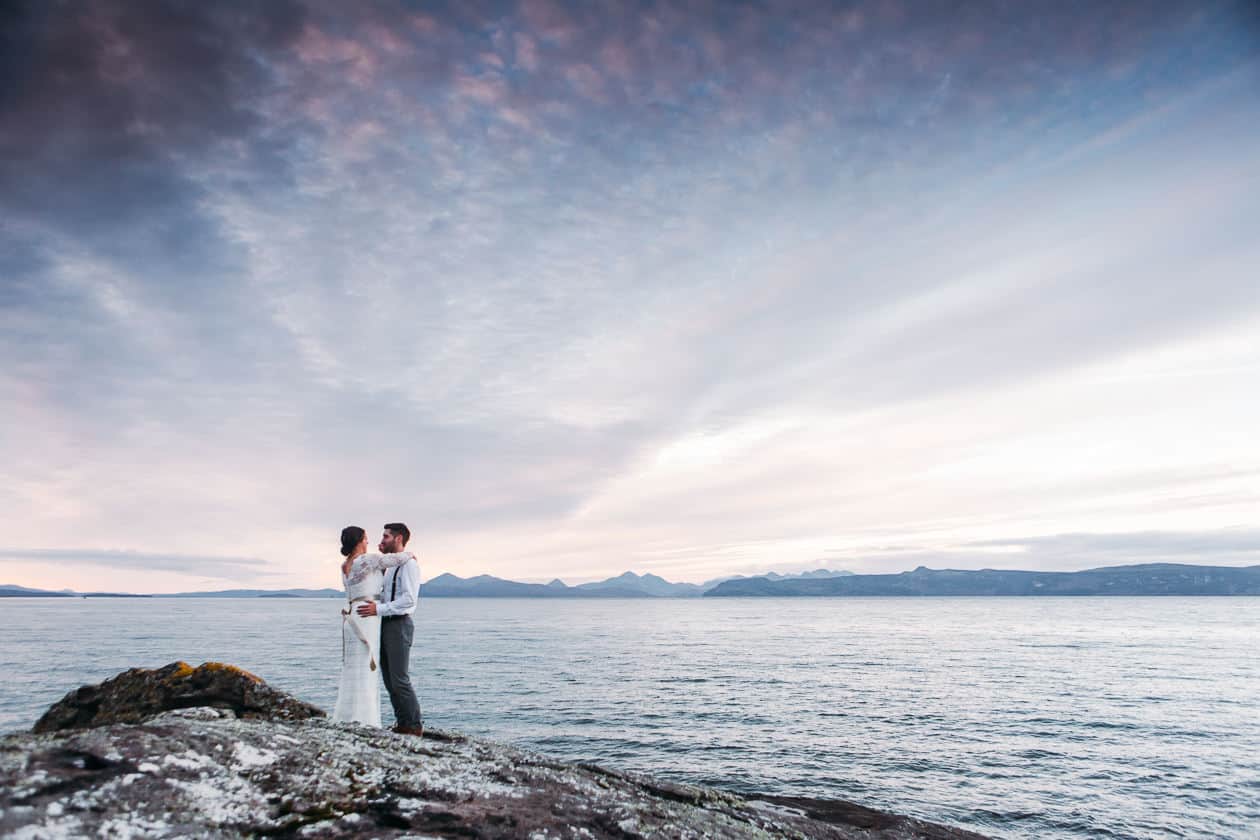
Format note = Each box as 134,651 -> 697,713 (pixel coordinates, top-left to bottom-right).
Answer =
3,596 -> 1257,839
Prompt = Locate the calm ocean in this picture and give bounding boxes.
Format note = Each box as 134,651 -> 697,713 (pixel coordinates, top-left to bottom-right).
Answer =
3,596 -> 1257,838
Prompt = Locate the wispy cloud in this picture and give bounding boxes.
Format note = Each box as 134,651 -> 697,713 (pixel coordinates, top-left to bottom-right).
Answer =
815,529 -> 1260,576
0,549 -> 270,580
967,530 -> 1260,561
1,1 -> 1257,588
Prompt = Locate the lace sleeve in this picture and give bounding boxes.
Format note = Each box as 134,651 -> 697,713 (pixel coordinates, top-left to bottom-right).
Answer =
358,552 -> 414,573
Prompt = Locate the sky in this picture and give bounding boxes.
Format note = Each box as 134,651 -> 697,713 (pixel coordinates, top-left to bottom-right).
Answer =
1,0 -> 1258,593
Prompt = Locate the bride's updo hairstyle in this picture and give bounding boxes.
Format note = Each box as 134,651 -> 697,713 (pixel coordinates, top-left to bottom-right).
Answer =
340,526 -> 366,557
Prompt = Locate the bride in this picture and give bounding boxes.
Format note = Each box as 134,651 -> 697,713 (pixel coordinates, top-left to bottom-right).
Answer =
333,525 -> 415,726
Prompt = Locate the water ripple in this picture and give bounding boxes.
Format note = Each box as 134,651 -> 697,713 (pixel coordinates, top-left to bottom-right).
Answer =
1,596 -> 1258,840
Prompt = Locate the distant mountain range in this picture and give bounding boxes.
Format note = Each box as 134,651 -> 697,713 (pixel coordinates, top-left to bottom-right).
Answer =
0,569 -> 853,599
6,564 -> 1254,599
0,584 -> 149,598
419,569 -> 854,598
703,563 -> 1260,596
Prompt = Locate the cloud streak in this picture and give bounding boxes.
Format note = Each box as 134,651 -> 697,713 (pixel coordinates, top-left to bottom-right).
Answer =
817,530 -> 1260,577
1,1 -> 1258,588
0,548 -> 269,580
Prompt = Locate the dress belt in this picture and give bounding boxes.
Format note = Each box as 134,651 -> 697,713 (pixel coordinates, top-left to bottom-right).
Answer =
341,597 -> 378,671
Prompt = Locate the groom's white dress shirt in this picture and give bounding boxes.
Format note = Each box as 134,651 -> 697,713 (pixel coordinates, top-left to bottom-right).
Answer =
378,555 -> 419,618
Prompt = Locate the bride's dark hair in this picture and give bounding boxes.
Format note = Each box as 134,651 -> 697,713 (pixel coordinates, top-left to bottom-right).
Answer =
340,525 -> 366,557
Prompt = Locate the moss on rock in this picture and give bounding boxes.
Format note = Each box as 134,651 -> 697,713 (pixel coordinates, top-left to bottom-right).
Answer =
31,661 -> 324,733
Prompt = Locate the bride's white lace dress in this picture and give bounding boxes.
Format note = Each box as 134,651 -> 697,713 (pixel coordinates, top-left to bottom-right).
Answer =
333,552 -> 412,726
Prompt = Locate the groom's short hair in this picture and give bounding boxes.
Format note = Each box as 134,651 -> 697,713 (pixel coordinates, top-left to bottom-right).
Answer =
384,522 -> 411,545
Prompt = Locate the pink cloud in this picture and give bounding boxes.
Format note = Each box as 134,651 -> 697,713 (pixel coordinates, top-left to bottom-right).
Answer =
564,63 -> 606,102
454,72 -> 508,106
599,40 -> 634,81
361,23 -> 410,56
339,119 -> 386,161
410,13 -> 439,34
521,0 -> 578,44
294,24 -> 381,88
498,106 -> 534,131
515,32 -> 540,72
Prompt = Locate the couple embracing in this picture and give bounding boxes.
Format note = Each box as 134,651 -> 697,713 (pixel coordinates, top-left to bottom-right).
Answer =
332,522 -> 424,736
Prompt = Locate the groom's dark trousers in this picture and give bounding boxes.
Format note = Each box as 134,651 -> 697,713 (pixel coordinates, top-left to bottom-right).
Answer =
379,616 -> 422,729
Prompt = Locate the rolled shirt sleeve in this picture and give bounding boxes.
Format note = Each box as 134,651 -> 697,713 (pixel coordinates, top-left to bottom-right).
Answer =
376,556 -> 419,617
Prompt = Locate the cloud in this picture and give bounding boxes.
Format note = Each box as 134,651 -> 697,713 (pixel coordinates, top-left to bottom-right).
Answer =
0,0 -> 306,253
1,0 -> 1257,588
829,529 -> 1260,575
0,0 -> 315,454
967,530 -> 1260,560
0,548 -> 270,580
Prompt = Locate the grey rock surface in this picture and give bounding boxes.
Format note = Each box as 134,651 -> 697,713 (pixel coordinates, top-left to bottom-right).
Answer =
33,661 -> 326,733
3,666 -> 988,839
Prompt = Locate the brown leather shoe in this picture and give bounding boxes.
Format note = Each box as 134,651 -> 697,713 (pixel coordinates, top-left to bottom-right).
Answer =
394,724 -> 424,737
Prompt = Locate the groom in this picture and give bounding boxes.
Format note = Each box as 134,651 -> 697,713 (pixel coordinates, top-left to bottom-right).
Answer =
356,522 -> 423,736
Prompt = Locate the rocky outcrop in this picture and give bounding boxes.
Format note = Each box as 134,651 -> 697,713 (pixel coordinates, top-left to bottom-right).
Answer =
32,661 -> 325,733
4,665 -> 987,839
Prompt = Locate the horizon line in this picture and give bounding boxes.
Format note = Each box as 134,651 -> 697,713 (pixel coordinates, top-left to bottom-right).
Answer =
5,560 -> 1259,597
